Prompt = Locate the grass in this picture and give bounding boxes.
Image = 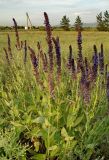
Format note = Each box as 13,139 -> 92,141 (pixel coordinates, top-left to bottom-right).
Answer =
0,31 -> 109,60
1,27 -> 109,160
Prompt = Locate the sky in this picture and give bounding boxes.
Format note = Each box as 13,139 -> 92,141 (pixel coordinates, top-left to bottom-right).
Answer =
0,0 -> 109,26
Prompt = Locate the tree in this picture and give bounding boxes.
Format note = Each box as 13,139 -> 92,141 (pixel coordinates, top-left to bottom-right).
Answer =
60,15 -> 70,30
104,10 -> 109,31
96,11 -> 109,31
96,12 -> 105,31
74,16 -> 83,31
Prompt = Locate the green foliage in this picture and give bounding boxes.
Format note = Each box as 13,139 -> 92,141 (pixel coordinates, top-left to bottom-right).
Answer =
60,15 -> 70,31
74,16 -> 83,31
0,30 -> 109,160
104,10 -> 109,31
97,10 -> 109,31
0,128 -> 26,159
0,26 -> 12,31
38,26 -> 45,31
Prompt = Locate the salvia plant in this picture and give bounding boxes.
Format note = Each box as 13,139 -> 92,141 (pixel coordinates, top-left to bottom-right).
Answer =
1,12 -> 109,160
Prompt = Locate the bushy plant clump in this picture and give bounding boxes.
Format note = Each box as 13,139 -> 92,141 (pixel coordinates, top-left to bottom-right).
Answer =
0,12 -> 109,160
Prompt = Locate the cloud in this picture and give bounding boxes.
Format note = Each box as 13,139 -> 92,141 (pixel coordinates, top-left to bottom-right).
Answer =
0,0 -> 22,3
0,0 -> 109,25
74,11 -> 92,16
0,0 -> 81,6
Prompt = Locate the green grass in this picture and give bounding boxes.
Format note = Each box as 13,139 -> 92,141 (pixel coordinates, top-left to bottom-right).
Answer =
1,30 -> 109,160
0,31 -> 109,60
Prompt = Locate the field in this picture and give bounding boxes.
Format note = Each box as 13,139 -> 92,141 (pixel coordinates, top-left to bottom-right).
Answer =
0,31 -> 109,60
1,19 -> 109,160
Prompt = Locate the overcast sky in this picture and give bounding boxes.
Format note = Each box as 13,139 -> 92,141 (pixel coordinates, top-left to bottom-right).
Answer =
0,0 -> 109,26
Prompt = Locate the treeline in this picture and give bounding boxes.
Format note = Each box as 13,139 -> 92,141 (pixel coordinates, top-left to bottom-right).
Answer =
60,10 -> 109,31
0,10 -> 109,31
0,26 -> 37,31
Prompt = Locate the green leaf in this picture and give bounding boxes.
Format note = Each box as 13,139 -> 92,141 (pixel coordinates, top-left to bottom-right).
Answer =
49,145 -> 58,151
73,115 -> 84,127
31,154 -> 46,160
11,121 -> 22,127
43,119 -> 51,129
34,141 -> 40,152
61,127 -> 68,138
67,114 -> 76,128
71,140 -> 77,149
32,116 -> 45,124
21,156 -> 26,160
49,145 -> 59,157
61,127 -> 74,141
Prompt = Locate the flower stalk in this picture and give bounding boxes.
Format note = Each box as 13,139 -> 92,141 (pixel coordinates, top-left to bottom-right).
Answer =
52,37 -> 61,82
13,18 -> 23,50
44,12 -> 54,96
7,34 -> 12,59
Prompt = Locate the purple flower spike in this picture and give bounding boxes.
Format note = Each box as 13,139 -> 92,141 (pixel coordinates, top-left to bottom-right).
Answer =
106,72 -> 109,102
7,34 -> 12,59
28,47 -> 38,69
67,45 -> 72,69
44,12 -> 54,96
92,45 -> 98,79
71,58 -> 75,73
77,29 -> 82,60
99,44 -> 104,74
80,65 -> 86,84
71,58 -> 76,79
77,28 -> 83,71
3,48 -> 10,64
44,12 -> 53,72
85,57 -> 88,77
37,41 -> 48,72
28,46 -> 44,88
105,64 -> 108,79
52,37 -> 61,82
13,18 -> 22,50
24,40 -> 27,64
